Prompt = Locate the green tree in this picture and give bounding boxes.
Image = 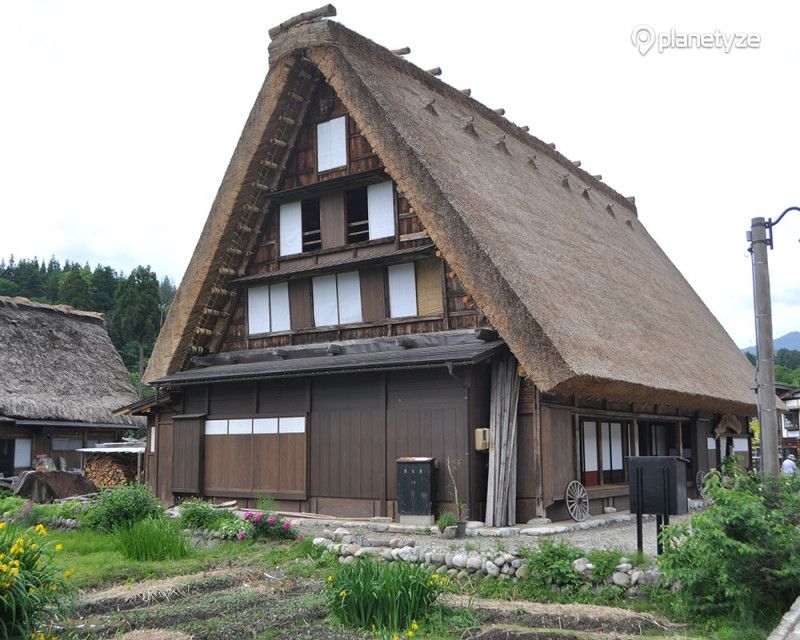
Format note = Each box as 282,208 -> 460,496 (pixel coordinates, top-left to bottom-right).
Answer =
43,256 -> 61,302
14,258 -> 44,299
58,267 -> 92,309
114,266 -> 161,397
0,277 -> 19,297
158,275 -> 177,325
91,265 -> 118,314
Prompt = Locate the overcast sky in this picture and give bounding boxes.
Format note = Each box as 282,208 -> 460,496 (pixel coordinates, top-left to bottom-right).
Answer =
1,1 -> 797,348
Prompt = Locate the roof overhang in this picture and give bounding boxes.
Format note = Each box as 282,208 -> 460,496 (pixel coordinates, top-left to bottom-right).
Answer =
152,336 -> 505,386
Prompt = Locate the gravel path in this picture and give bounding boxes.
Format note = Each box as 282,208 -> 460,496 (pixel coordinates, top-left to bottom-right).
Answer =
298,511 -> 695,558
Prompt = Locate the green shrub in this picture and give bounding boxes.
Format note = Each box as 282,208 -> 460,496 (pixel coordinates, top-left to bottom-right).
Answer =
0,495 -> 26,520
81,484 -> 163,531
256,495 -> 278,513
218,517 -> 254,540
435,511 -> 458,531
178,499 -> 237,531
117,517 -> 191,562
586,548 -> 623,582
659,459 -> 800,625
520,539 -> 583,592
245,511 -> 301,542
0,522 -> 72,638
326,559 -> 447,632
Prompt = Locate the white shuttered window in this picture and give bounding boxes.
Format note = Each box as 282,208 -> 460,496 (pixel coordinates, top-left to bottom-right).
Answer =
280,201 -> 302,256
336,271 -> 362,324
312,274 -> 339,326
14,439 -> 32,468
367,181 -> 395,239
387,263 -> 417,318
312,272 -> 362,326
248,284 -> 291,335
317,116 -> 347,172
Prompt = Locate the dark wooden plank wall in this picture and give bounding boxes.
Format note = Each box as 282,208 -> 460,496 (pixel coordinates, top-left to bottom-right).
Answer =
171,416 -> 204,494
386,370 -> 470,513
516,378 -> 542,522
541,406 -> 575,508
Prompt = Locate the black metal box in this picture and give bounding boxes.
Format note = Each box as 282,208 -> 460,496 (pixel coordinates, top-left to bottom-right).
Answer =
628,456 -> 688,516
396,457 -> 436,516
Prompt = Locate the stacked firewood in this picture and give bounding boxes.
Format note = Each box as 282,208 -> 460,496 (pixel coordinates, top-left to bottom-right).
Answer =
84,454 -> 138,488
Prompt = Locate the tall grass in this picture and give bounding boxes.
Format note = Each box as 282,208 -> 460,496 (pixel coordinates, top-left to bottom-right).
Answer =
326,559 -> 447,632
117,517 -> 191,562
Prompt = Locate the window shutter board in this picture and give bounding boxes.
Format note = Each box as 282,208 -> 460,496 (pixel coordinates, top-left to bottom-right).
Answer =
359,267 -> 387,322
248,286 -> 270,334
317,116 -> 347,172
269,282 -> 291,332
320,192 -> 346,248
414,258 -> 443,316
279,201 -> 303,255
387,262 -> 417,318
312,274 -> 339,326
336,271 -> 363,324
367,181 -> 396,239
13,439 -> 32,468
289,279 -> 314,329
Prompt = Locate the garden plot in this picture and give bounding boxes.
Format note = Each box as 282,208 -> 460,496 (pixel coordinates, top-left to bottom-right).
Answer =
72,571 -> 685,640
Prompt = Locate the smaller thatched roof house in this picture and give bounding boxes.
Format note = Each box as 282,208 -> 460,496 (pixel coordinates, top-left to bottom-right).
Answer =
0,296 -> 142,476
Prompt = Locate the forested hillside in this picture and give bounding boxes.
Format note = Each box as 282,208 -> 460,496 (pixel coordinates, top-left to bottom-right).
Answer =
0,256 -> 176,397
745,349 -> 800,388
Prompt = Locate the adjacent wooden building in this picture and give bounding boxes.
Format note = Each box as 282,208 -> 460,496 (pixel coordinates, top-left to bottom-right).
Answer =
0,297 -> 142,476
132,8 -> 758,524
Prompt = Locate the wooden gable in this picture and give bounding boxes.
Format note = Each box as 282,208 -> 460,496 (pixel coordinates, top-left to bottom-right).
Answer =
214,80 -> 491,352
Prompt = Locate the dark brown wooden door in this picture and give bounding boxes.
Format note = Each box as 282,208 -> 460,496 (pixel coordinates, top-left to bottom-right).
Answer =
0,439 -> 13,477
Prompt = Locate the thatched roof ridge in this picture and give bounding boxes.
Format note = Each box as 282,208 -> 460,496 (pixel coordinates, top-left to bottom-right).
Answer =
145,14 -> 756,415
0,296 -> 143,426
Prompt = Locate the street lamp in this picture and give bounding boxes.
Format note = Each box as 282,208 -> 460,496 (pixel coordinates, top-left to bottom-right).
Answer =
747,206 -> 800,475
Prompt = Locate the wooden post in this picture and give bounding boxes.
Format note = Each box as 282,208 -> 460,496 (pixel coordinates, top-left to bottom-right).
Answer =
751,216 -> 779,475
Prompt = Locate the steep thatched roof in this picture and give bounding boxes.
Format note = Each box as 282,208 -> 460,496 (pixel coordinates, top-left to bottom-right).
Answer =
0,297 -> 143,426
145,12 -> 756,415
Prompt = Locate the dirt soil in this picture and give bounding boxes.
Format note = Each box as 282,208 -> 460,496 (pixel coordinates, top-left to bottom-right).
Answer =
68,570 -> 694,640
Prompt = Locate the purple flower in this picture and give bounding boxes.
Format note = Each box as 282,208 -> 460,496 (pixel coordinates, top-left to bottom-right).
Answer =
236,530 -> 246,540
243,512 -> 253,520
283,521 -> 291,530
296,534 -> 305,542
254,512 -> 264,523
267,515 -> 276,525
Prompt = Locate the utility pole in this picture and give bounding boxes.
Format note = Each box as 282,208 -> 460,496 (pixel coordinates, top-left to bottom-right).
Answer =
748,207 -> 800,476
749,217 -> 778,475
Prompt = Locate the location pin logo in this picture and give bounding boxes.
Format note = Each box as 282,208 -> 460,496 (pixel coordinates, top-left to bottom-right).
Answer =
631,25 -> 656,56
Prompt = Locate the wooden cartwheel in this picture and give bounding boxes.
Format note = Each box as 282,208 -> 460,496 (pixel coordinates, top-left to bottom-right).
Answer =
565,480 -> 590,521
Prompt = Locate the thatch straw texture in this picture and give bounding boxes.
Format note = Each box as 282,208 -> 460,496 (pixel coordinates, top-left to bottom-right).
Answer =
0,297 -> 142,426
146,17 -> 756,415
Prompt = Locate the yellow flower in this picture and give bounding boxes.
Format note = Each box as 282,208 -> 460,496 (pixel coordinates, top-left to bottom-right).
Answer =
0,521 -> 5,529
339,590 -> 347,598
30,543 -> 37,550
411,621 -> 419,631
431,573 -> 439,579
55,544 -> 63,552
64,568 -> 74,579
34,523 -> 47,536
327,575 -> 333,583
407,632 -> 414,638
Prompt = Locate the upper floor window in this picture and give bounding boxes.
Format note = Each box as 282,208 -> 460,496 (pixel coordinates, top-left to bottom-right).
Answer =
280,180 -> 396,256
317,116 -> 347,172
387,262 -> 417,318
280,199 -> 321,255
312,271 -> 362,326
248,282 -> 290,334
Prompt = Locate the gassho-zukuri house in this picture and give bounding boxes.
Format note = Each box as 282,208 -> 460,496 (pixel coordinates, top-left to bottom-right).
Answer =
0,296 -> 142,476
125,7 -> 758,526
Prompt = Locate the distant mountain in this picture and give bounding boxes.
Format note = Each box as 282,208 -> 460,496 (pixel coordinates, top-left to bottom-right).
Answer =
743,331 -> 800,354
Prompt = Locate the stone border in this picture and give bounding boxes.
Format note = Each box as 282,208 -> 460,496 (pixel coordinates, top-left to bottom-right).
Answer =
311,527 -> 669,597
768,595 -> 800,640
